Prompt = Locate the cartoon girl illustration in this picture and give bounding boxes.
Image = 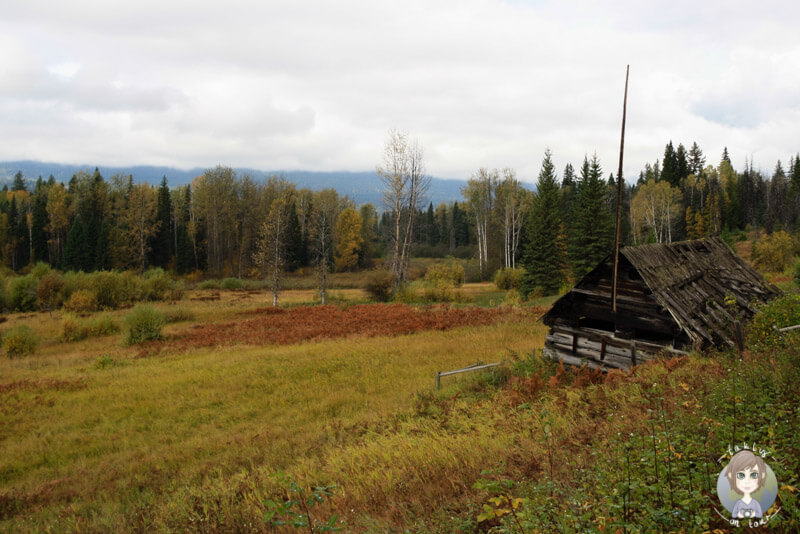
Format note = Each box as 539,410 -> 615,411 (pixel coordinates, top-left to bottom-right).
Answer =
725,450 -> 767,519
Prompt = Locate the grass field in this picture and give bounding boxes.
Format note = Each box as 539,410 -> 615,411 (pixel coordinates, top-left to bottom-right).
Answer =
0,285 -> 547,532
2,281 -> 799,533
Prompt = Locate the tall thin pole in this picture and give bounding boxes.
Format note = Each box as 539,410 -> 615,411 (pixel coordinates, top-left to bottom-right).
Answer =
612,65 -> 629,315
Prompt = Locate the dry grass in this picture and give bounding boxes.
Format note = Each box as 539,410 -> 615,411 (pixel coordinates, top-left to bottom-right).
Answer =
0,288 -> 546,531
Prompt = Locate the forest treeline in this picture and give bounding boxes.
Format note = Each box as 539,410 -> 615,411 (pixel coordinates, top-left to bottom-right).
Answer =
0,141 -> 798,296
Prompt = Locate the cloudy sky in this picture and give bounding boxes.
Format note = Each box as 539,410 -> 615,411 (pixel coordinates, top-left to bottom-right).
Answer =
1,0 -> 798,183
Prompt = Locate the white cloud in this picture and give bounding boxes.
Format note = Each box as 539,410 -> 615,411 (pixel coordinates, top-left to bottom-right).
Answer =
0,0 -> 798,181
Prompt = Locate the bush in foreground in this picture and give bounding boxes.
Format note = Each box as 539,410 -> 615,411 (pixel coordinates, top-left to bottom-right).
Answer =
365,270 -> 395,302
61,314 -> 120,342
64,289 -> 99,313
3,325 -> 38,358
124,305 -> 166,345
493,267 -> 525,290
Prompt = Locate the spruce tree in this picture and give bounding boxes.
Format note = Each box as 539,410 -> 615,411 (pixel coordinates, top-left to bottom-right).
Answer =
151,176 -> 172,268
521,149 -> 564,296
63,218 -> 87,271
570,154 -> 614,280
284,201 -> 304,270
31,179 -> 50,264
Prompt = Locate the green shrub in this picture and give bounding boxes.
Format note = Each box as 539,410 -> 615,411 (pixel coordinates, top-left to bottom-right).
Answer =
751,231 -> 795,272
221,277 -> 244,290
9,275 -> 38,312
90,315 -> 120,337
365,270 -> 395,302
119,270 -> 144,303
124,304 -> 166,345
424,262 -> 464,287
60,315 -> 87,342
423,281 -> 457,302
64,289 -> 98,313
61,314 -> 120,342
36,272 -> 65,312
198,279 -> 221,290
494,267 -> 525,290
142,269 -> 173,301
747,293 -> 800,352
91,271 -> 125,309
393,282 -> 420,304
3,325 -> 38,358
167,279 -> 185,302
61,271 -> 93,300
29,261 -> 53,280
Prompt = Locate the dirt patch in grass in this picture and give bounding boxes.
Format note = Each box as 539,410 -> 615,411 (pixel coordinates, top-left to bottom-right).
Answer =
164,303 -> 543,351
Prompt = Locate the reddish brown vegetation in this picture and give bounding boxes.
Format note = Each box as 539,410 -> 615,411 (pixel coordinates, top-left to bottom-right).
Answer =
0,378 -> 87,395
166,304 -> 542,350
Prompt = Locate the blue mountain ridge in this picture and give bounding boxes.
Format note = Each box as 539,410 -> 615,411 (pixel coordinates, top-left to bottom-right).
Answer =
0,161 -> 472,207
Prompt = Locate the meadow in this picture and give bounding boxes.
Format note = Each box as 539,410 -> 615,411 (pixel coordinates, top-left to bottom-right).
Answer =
1,277 -> 799,532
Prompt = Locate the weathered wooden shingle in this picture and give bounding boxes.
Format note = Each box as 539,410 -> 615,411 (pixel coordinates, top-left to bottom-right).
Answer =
542,237 -> 780,369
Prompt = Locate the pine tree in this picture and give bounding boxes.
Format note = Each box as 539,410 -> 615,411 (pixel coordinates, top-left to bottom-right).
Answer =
570,154 -> 614,279
521,149 -> 564,296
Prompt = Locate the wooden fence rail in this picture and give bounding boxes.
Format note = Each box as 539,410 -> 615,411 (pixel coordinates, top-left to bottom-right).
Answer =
436,361 -> 500,390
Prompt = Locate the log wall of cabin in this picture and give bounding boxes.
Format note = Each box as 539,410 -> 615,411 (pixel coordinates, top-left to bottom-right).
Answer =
545,258 -> 687,345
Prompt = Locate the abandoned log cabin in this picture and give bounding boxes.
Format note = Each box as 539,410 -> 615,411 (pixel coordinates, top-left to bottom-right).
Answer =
542,236 -> 781,370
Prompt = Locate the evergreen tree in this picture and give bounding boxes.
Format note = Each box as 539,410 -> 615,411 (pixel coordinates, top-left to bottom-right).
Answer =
661,141 -> 681,187
63,217 -> 90,271
95,219 -> 111,270
688,141 -> 706,176
425,202 -> 439,246
570,154 -> 614,279
151,176 -> 173,268
12,171 -> 26,192
451,202 -> 469,247
675,143 -> 689,184
7,197 -> 19,271
521,149 -> 564,296
284,201 -> 305,270
31,178 -> 50,263
560,163 -> 578,224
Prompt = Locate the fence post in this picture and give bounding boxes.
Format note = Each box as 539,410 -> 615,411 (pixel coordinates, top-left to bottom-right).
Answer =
436,371 -> 441,390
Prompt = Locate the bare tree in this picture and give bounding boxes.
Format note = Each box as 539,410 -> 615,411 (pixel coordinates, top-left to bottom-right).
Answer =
495,168 -> 529,269
124,183 -> 159,271
463,168 -> 497,278
253,181 -> 294,307
377,129 -> 429,291
310,189 -> 347,305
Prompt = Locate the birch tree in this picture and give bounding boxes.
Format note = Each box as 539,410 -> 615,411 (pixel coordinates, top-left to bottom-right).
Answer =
462,168 -> 497,278
495,168 -> 529,269
124,183 -> 159,271
310,189 -> 350,304
630,179 -> 682,244
377,129 -> 429,291
253,183 -> 294,307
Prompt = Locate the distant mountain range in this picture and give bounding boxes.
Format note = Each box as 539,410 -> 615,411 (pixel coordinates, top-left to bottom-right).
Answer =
0,161 -> 470,207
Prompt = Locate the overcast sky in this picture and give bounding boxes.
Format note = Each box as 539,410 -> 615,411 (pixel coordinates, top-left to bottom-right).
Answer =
1,0 -> 798,183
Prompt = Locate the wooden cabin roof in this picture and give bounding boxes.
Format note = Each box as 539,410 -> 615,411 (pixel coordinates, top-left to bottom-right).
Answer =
544,236 -> 781,349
